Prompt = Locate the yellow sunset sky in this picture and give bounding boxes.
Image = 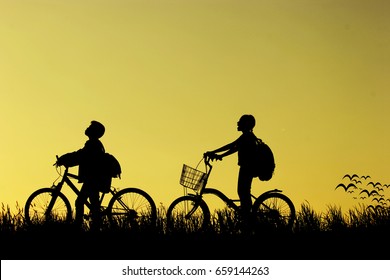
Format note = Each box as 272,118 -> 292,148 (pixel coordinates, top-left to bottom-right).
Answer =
1,0 -> 390,216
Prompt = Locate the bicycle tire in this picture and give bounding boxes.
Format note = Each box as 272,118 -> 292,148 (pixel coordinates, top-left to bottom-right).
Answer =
166,195 -> 210,233
24,188 -> 72,226
107,188 -> 157,229
252,192 -> 296,230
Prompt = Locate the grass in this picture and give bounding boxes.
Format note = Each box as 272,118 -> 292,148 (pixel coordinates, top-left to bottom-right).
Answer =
4,201 -> 388,234
1,201 -> 390,260
0,203 -> 26,233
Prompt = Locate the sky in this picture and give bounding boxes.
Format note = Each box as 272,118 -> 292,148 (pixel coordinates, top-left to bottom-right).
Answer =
1,0 -> 390,217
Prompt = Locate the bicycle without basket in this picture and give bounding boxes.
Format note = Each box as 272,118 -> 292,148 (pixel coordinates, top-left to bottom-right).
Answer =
25,156 -> 157,229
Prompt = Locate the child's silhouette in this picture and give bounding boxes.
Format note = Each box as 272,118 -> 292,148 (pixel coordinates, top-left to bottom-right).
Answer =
205,114 -> 258,230
56,120 -> 108,231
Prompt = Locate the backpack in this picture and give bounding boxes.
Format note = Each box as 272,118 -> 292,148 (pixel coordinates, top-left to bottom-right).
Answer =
99,153 -> 122,193
103,153 -> 122,179
253,138 -> 275,181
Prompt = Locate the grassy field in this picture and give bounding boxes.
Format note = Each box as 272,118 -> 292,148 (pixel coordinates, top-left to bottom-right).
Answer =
1,202 -> 390,260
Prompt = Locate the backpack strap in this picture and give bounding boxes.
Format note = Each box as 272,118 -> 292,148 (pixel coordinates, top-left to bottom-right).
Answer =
256,138 -> 264,145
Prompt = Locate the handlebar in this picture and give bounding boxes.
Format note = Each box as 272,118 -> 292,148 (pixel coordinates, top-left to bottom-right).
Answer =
53,155 -> 59,166
53,155 -> 69,172
203,153 -> 215,170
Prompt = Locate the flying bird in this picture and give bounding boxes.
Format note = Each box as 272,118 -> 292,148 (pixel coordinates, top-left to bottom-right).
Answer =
367,181 -> 382,188
361,175 -> 371,180
372,197 -> 385,203
367,205 -> 383,211
343,174 -> 359,180
359,189 -> 379,197
352,179 -> 362,185
335,183 -> 357,192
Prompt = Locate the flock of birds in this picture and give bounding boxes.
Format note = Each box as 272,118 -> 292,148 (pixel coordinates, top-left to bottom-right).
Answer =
335,174 -> 390,211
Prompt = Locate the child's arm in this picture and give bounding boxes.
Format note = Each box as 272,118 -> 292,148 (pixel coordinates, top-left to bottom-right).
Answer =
205,139 -> 238,160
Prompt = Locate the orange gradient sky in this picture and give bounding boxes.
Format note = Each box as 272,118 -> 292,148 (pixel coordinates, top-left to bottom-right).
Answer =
1,0 -> 390,215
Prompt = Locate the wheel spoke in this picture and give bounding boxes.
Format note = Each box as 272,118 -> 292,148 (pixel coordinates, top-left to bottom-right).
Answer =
25,189 -> 71,225
107,188 -> 157,229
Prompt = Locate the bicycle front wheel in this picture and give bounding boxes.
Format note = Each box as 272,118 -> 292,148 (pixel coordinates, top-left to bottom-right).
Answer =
252,192 -> 296,230
24,188 -> 72,226
107,188 -> 157,229
166,196 -> 210,233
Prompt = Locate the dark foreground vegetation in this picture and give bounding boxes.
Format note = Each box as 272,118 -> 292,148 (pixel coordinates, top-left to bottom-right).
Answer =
1,202 -> 390,260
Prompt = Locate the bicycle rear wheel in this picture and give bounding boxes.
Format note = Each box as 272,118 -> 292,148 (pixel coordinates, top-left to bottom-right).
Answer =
107,188 -> 157,229
24,188 -> 72,226
252,192 -> 296,230
166,195 -> 210,233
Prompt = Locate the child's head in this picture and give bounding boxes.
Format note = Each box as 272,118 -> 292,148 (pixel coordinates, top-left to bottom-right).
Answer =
85,120 -> 105,139
237,114 -> 256,132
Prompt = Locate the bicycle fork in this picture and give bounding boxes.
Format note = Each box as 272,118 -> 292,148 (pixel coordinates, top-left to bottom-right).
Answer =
45,184 -> 64,220
185,195 -> 203,218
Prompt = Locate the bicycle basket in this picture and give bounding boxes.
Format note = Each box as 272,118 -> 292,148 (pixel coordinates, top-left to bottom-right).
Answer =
180,164 -> 208,192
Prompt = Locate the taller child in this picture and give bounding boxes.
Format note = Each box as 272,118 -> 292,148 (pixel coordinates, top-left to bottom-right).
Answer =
205,114 -> 258,228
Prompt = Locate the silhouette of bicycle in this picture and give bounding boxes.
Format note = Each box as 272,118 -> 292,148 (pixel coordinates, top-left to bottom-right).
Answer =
25,156 -> 157,229
166,154 -> 295,232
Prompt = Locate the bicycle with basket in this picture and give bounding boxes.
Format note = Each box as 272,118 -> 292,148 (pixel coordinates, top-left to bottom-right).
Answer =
166,154 -> 296,232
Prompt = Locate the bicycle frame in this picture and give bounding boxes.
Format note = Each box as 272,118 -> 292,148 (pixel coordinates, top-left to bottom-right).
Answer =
202,188 -> 239,210
189,156 -> 284,214
56,166 -> 144,218
51,166 -> 119,215
53,167 -> 81,196
51,167 -> 90,210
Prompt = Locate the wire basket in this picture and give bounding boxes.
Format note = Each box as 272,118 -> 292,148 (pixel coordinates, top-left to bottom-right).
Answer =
180,164 -> 208,192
